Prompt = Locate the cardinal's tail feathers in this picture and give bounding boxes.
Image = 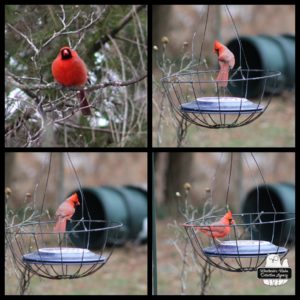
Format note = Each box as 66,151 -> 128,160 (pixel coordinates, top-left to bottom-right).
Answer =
216,69 -> 229,87
53,218 -> 67,233
78,91 -> 92,116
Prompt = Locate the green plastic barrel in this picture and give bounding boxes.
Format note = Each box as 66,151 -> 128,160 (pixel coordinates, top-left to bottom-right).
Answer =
227,35 -> 295,97
68,185 -> 147,249
241,183 -> 295,244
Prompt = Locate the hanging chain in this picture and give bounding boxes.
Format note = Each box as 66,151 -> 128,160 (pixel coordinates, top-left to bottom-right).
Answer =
197,5 -> 210,72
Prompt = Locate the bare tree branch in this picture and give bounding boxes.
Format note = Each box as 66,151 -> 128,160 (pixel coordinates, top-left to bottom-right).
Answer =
42,6 -> 108,50
92,5 -> 146,51
7,72 -> 147,92
7,23 -> 39,54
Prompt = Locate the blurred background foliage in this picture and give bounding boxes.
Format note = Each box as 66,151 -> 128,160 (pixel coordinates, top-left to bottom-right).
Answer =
154,152 -> 295,216
5,152 -> 147,210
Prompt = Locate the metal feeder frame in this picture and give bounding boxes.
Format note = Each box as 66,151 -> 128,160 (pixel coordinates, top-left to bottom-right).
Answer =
182,153 -> 294,272
161,69 -> 281,128
183,212 -> 294,272
6,219 -> 122,280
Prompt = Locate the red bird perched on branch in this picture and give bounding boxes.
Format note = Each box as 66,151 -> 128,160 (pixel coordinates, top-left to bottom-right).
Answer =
52,46 -> 91,115
185,210 -> 235,240
214,40 -> 235,88
53,193 -> 80,233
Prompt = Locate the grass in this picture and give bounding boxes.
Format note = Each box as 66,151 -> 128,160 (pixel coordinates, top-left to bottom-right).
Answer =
153,95 -> 295,147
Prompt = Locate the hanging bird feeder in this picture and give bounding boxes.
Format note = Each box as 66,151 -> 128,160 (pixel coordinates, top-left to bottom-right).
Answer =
5,153 -> 123,280
183,153 -> 294,272
161,6 -> 281,129
161,69 -> 280,128
6,219 -> 122,279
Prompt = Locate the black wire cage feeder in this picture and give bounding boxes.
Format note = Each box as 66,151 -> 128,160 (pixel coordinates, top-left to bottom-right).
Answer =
5,154 -> 123,280
183,153 -> 295,272
161,6 -> 281,129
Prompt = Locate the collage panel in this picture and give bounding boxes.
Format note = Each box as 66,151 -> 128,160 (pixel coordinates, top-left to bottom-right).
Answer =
5,152 -> 148,295
152,5 -> 295,147
152,152 -> 295,295
5,5 -> 147,148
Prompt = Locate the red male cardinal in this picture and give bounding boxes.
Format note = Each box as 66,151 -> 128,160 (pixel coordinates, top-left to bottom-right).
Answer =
214,40 -> 235,88
53,193 -> 80,233
52,46 -> 91,115
185,210 -> 235,240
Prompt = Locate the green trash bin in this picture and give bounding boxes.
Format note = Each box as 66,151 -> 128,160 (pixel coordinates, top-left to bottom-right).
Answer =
67,185 -> 147,249
241,183 -> 295,244
227,35 -> 295,97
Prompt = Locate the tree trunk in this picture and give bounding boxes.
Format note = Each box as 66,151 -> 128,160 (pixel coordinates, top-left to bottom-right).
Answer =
152,5 -> 172,46
5,153 -> 15,188
164,153 -> 193,213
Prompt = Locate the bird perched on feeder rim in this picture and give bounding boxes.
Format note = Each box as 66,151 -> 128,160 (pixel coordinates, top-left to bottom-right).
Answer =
214,40 -> 235,88
184,208 -> 235,243
53,193 -> 80,233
